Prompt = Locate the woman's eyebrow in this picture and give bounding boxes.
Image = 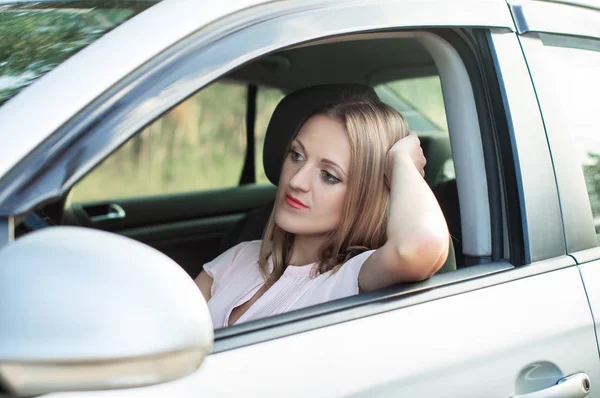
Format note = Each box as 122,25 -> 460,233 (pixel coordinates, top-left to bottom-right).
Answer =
322,159 -> 347,178
292,138 -> 305,152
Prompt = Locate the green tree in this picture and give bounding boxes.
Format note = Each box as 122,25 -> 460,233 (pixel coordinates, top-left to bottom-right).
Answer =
0,4 -> 141,104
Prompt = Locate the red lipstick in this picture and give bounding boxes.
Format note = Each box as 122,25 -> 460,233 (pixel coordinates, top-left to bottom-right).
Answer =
285,194 -> 308,209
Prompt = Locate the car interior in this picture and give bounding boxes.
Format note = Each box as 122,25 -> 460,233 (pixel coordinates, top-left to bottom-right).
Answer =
15,32 -> 495,313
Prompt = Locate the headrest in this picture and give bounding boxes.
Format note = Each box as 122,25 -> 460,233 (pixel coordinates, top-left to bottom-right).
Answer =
263,84 -> 378,185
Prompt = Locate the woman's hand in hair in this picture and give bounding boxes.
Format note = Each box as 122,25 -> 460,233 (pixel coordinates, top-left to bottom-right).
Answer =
384,131 -> 426,189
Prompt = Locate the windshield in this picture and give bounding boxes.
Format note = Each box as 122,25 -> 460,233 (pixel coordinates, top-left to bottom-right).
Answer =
0,1 -> 158,106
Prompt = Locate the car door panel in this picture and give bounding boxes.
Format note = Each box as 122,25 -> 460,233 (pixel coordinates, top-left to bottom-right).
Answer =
510,0 -> 600,363
63,184 -> 276,275
44,265 -> 600,398
577,256 -> 600,357
193,266 -> 600,398
118,214 -> 244,278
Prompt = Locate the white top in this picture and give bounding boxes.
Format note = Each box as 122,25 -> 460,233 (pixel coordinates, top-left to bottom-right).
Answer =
204,240 -> 375,328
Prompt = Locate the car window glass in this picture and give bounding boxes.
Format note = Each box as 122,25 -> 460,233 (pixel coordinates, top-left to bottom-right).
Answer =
374,75 -> 448,133
530,35 -> 600,242
255,86 -> 285,184
0,1 -> 157,107
374,75 -> 454,183
70,81 -> 247,202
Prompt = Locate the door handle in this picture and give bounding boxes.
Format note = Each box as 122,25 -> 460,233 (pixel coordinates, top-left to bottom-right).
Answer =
88,204 -> 126,223
511,373 -> 590,398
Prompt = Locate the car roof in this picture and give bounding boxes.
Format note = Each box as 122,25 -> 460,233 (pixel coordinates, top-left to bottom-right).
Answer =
0,0 -> 274,179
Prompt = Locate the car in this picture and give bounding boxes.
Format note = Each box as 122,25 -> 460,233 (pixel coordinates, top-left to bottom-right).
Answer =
1,0 -> 600,396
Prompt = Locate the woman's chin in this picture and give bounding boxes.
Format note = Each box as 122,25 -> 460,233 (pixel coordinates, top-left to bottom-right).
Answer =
275,214 -> 333,237
274,213 -> 298,234
274,212 -> 310,235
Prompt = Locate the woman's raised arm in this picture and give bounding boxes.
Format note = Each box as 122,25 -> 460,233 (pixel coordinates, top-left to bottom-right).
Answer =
358,132 -> 449,292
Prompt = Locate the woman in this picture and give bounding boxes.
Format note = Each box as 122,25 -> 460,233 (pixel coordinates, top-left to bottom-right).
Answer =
195,96 -> 449,328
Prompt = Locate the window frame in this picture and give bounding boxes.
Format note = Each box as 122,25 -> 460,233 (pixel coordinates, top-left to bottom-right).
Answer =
0,0 -> 571,349
524,34 -> 600,256
0,0 -> 515,216
509,0 -> 600,39
514,2 -> 600,259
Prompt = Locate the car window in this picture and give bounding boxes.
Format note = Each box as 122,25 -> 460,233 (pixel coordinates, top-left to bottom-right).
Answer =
374,75 -> 448,133
528,35 -> 600,242
71,81 -> 283,202
0,1 -> 157,107
72,81 -> 247,202
374,75 -> 454,183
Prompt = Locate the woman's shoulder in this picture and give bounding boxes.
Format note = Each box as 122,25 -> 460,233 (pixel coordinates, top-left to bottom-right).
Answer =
341,249 -> 377,269
327,249 -> 377,297
235,240 -> 264,259
203,240 -> 264,278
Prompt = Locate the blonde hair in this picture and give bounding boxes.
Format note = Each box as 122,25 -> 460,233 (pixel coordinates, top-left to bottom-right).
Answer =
259,96 -> 409,286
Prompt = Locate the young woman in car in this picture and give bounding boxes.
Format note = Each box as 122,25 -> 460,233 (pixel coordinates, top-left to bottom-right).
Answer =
195,95 -> 449,328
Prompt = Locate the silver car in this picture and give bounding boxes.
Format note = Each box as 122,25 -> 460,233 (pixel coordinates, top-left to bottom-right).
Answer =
1,0 -> 600,397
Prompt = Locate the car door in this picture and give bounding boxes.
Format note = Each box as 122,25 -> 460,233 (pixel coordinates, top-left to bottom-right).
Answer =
511,0 -> 600,359
0,0 -> 582,397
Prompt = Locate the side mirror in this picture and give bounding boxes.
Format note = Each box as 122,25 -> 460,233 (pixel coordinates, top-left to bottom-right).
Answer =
0,226 -> 213,396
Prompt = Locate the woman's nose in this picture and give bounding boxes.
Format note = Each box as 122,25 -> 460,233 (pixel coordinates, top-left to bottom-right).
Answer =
288,164 -> 311,192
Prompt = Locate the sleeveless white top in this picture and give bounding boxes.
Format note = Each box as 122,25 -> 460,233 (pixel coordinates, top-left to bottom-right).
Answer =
204,240 -> 375,328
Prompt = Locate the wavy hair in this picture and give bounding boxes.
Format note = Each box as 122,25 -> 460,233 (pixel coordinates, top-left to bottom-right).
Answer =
259,96 -> 409,286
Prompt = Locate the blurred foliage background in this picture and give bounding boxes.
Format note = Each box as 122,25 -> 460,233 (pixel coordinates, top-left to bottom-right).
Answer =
72,83 -> 284,201
0,3 -> 149,105
71,78 -> 448,202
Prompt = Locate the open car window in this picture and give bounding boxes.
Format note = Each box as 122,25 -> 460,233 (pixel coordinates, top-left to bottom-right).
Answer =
70,82 -> 283,202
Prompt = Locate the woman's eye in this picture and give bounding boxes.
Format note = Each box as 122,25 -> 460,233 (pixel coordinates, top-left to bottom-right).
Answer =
321,170 -> 341,185
289,150 -> 304,162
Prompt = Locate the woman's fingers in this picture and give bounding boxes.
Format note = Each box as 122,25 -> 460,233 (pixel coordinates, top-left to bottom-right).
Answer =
386,133 -> 427,181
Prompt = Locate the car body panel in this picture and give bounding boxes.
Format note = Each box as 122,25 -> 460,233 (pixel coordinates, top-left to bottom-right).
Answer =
487,30 -> 565,262
512,2 -> 600,254
509,0 -> 600,37
45,265 -> 600,397
513,0 -> 600,358
517,32 -> 598,254
578,258 -> 600,357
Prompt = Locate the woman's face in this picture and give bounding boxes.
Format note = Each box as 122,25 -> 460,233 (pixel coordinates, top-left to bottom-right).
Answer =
274,114 -> 351,237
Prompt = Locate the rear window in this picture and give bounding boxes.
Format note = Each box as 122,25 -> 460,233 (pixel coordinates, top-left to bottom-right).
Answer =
0,1 -> 158,106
